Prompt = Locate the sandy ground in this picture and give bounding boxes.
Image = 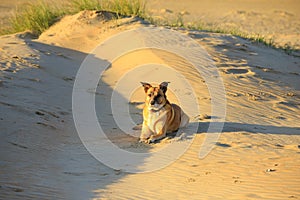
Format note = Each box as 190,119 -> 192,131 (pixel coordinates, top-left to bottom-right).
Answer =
147,0 -> 300,49
0,4 -> 300,200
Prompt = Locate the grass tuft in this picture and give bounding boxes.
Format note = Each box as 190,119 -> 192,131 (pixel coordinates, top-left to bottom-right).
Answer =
105,0 -> 146,17
70,0 -> 146,18
11,1 -> 63,36
70,0 -> 101,11
9,0 -> 145,36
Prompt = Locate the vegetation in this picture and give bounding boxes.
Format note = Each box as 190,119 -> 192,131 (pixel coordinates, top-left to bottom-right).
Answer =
10,1 -> 63,35
70,0 -> 145,17
9,0 -> 145,36
3,0 -> 297,53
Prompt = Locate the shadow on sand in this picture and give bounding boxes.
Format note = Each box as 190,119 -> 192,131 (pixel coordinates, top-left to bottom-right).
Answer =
0,38 -> 149,199
197,121 -> 300,135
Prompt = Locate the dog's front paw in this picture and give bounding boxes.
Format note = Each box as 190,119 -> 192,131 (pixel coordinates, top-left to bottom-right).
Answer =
139,138 -> 150,143
145,139 -> 152,144
146,136 -> 155,144
139,136 -> 156,144
139,138 -> 146,143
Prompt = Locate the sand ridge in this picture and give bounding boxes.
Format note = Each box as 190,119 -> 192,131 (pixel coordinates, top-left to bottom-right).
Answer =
0,10 -> 300,200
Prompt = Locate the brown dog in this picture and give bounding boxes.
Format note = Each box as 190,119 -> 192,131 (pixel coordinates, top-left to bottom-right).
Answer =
139,82 -> 189,143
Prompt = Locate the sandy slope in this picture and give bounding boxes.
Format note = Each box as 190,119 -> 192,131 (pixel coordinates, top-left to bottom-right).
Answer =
0,11 -> 300,200
147,0 -> 300,49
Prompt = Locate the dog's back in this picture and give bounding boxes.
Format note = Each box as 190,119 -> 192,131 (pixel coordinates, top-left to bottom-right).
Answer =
171,103 -> 189,129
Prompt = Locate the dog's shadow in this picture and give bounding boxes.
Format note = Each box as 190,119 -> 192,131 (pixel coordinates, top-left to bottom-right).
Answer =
196,121 -> 300,135
129,100 -> 300,145
132,120 -> 300,144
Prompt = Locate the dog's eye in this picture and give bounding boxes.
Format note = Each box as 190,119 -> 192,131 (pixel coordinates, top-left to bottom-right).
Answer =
148,94 -> 152,97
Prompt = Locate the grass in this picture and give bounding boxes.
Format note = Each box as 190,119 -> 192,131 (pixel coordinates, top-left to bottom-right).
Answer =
3,0 -> 297,53
70,0 -> 102,11
8,0 -> 145,36
70,0 -> 145,17
10,1 -> 64,36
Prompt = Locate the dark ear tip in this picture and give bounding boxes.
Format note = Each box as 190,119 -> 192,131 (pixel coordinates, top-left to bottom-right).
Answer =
141,82 -> 151,92
141,82 -> 149,86
160,81 -> 170,87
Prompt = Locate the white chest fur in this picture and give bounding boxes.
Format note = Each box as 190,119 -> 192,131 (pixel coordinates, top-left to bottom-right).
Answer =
147,109 -> 168,133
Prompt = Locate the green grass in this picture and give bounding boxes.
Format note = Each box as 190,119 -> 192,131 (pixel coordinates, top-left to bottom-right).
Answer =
106,0 -> 146,17
8,0 -> 145,36
70,0 -> 145,17
10,1 -> 63,36
70,0 -> 102,11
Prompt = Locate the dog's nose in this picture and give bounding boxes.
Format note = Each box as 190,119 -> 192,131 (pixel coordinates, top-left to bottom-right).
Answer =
150,100 -> 155,105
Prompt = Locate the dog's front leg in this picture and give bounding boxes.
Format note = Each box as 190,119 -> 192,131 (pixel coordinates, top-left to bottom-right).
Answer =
139,122 -> 152,143
148,123 -> 167,143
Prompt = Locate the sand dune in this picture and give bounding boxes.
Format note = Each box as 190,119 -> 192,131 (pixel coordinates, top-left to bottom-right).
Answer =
0,9 -> 300,200
147,0 -> 300,50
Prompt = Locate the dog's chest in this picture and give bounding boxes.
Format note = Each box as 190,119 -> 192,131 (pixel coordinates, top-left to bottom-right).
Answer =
147,110 -> 167,132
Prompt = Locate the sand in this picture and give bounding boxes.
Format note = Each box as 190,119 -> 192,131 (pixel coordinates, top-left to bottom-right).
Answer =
0,3 -> 300,200
147,0 -> 300,50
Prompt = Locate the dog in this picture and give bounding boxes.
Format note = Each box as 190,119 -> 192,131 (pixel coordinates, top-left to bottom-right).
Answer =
139,82 -> 189,143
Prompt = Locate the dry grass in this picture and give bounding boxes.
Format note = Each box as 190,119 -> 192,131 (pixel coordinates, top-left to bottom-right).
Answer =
9,0 -> 145,36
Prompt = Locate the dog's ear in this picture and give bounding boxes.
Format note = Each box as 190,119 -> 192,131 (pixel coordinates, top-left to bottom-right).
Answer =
159,81 -> 169,93
141,82 -> 152,93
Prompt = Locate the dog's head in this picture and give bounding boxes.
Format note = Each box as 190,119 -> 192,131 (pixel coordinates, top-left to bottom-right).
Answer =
141,82 -> 169,111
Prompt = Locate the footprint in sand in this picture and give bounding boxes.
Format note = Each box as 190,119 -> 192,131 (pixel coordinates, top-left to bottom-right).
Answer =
226,68 -> 249,74
215,142 -> 232,148
221,67 -> 255,77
